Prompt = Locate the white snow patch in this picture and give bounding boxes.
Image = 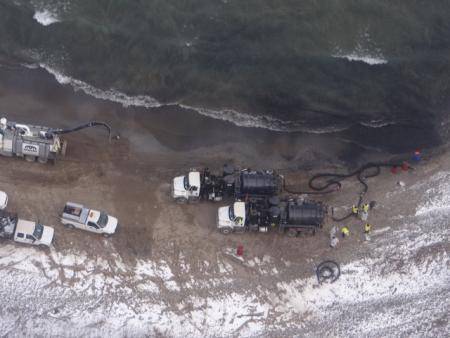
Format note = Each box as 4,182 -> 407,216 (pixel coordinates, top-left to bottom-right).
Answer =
134,259 -> 174,280
415,171 -> 450,215
275,252 -> 449,322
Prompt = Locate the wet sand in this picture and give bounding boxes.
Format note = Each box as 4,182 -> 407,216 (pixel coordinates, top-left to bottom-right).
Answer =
0,60 -> 436,169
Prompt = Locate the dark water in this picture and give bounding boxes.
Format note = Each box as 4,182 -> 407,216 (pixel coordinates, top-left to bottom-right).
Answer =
0,0 -> 449,146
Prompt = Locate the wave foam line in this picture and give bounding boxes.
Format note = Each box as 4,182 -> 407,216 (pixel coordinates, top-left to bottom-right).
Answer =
39,63 -> 351,133
333,53 -> 387,65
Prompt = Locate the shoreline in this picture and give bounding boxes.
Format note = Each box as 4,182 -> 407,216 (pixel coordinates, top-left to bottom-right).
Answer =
0,56 -> 441,160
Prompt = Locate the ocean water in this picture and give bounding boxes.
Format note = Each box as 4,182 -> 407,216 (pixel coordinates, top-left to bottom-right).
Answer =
1,0 -> 450,141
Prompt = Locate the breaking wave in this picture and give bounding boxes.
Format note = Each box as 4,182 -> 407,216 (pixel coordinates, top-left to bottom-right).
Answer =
38,63 -> 353,134
33,10 -> 60,26
359,120 -> 396,128
333,32 -> 388,65
333,52 -> 387,65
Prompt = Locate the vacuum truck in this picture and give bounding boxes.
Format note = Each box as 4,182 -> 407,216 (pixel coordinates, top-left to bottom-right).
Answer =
0,117 -> 66,163
0,116 -> 111,164
172,165 -> 283,203
217,197 -> 326,237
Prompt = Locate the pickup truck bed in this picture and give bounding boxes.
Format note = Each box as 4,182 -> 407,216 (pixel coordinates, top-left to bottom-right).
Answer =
63,202 -> 89,224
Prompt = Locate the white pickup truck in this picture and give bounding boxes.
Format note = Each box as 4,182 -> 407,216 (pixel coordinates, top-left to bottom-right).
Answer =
0,210 -> 54,248
60,202 -> 118,237
0,191 -> 8,210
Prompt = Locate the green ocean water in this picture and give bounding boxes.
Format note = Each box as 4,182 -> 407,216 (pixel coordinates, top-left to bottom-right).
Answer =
1,0 -> 450,133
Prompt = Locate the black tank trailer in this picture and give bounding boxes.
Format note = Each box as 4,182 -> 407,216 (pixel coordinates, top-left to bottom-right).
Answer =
194,164 -> 284,202
218,196 -> 327,237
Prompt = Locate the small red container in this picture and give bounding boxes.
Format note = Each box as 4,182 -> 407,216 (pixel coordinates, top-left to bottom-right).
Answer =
237,245 -> 244,256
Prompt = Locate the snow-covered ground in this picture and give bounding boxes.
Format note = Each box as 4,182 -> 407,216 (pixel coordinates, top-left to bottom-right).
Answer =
0,170 -> 449,337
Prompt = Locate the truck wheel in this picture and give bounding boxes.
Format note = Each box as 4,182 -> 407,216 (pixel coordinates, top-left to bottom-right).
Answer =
39,244 -> 49,249
175,197 -> 187,204
220,227 -> 233,235
64,223 -> 75,229
102,233 -> 111,238
38,157 -> 48,164
25,155 -> 36,162
286,228 -> 298,238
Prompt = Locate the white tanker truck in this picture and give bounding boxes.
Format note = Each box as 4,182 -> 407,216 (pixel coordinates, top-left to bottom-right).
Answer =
0,117 -> 111,164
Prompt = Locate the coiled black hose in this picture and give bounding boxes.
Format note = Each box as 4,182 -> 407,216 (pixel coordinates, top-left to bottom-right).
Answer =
316,260 -> 340,284
284,161 -> 412,221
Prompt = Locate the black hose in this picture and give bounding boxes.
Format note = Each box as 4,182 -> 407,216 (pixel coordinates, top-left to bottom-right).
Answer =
49,121 -> 112,141
284,161 -> 412,221
316,260 -> 340,284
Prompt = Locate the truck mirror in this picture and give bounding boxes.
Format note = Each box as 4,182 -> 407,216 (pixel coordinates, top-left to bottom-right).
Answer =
192,186 -> 198,191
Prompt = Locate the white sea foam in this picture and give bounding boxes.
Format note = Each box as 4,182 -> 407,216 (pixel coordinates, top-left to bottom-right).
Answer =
334,53 -> 388,65
333,31 -> 388,65
40,63 -> 162,108
33,10 -> 60,26
39,63 -> 352,133
359,119 -> 396,128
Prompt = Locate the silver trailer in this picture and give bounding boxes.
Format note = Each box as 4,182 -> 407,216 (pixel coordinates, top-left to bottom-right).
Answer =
0,117 -> 66,164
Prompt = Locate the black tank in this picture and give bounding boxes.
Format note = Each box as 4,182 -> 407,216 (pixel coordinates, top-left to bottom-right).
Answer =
239,172 -> 280,196
287,202 -> 324,226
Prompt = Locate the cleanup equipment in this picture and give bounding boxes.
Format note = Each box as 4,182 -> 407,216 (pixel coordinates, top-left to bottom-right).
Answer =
217,197 -> 326,237
172,165 -> 283,203
0,117 -> 111,164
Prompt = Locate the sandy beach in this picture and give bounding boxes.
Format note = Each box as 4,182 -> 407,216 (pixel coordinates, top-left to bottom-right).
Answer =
0,63 -> 449,336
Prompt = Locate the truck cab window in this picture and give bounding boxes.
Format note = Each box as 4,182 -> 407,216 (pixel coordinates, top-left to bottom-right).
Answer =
17,233 -> 24,238
97,213 -> 108,228
183,176 -> 190,190
33,223 -> 44,239
26,234 -> 35,241
229,206 -> 235,221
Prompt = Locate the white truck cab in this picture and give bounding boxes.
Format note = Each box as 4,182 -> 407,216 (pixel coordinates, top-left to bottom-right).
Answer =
0,191 -> 8,210
172,171 -> 201,203
217,201 -> 246,234
13,219 -> 54,247
61,202 -> 118,236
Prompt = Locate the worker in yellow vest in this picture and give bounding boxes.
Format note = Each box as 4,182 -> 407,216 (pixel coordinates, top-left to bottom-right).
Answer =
351,205 -> 358,215
360,203 -> 370,221
364,223 -> 372,241
341,226 -> 350,238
